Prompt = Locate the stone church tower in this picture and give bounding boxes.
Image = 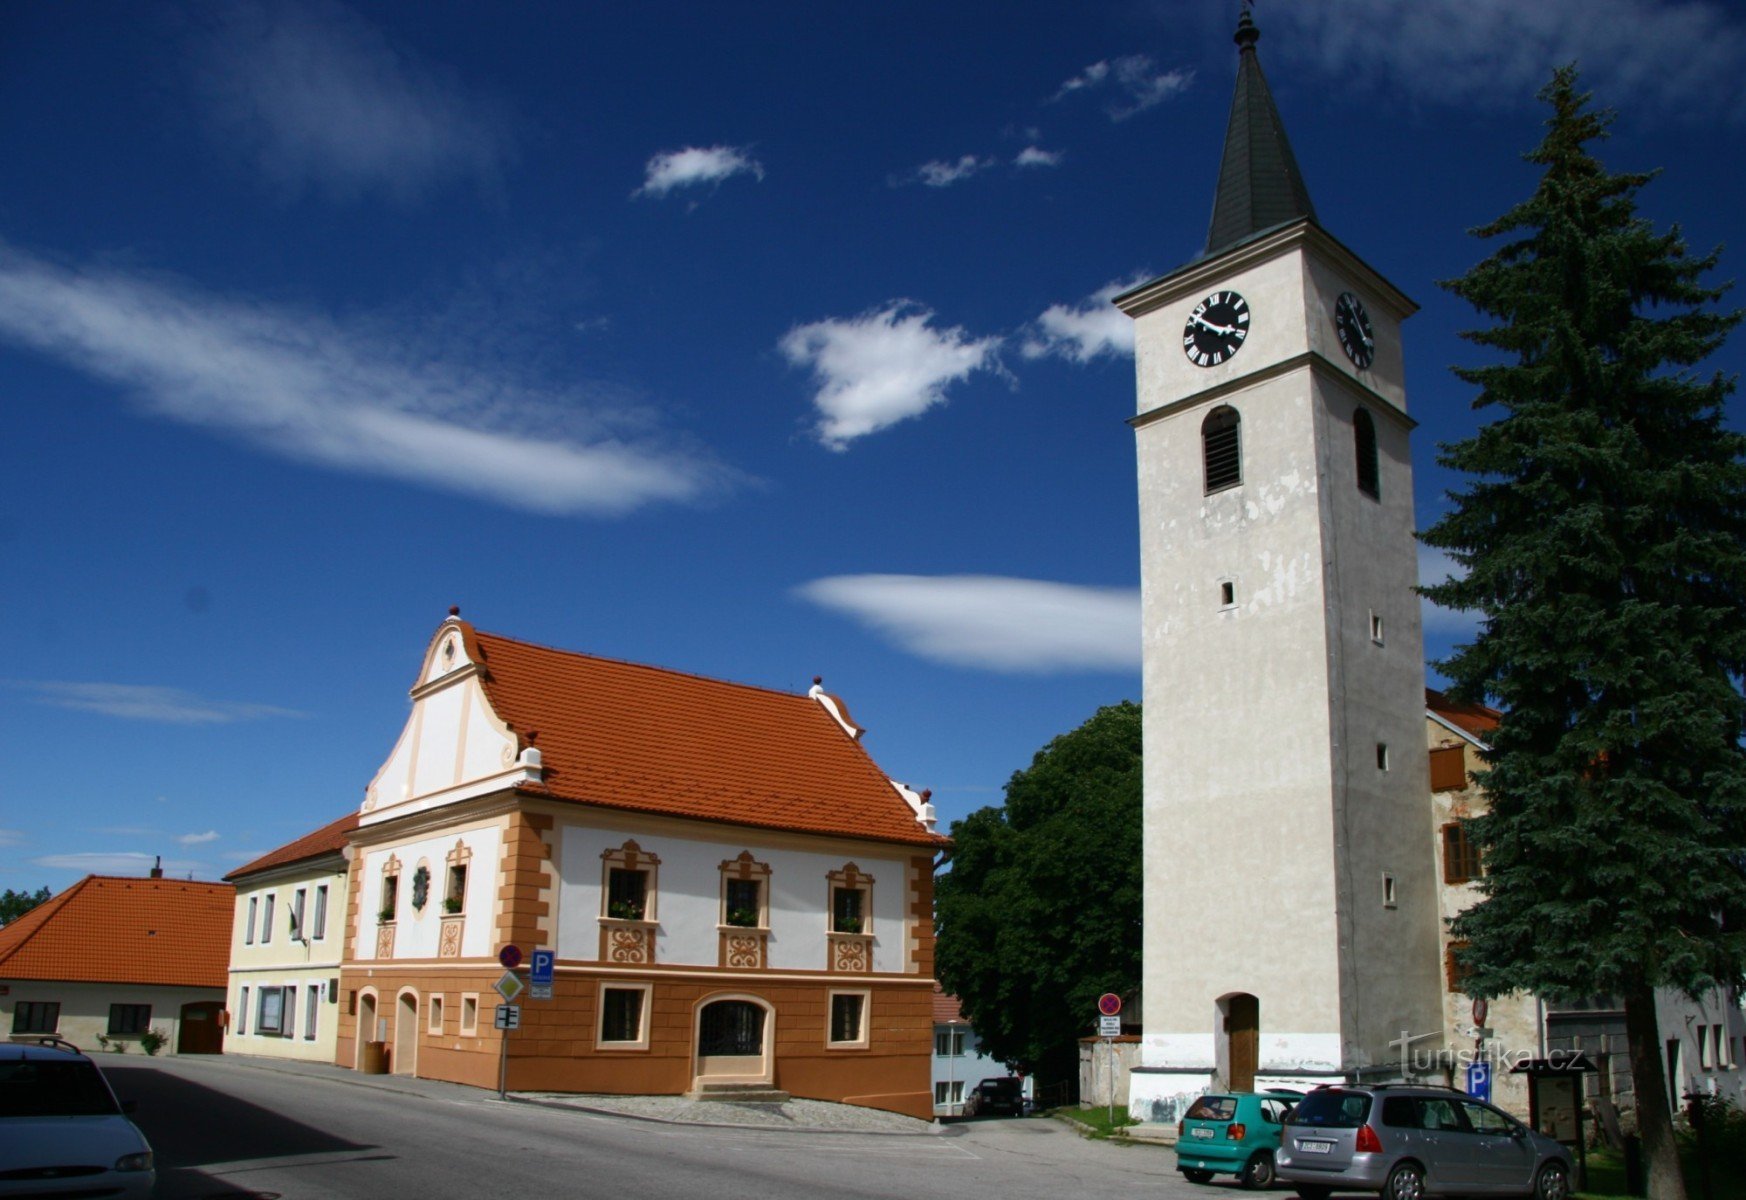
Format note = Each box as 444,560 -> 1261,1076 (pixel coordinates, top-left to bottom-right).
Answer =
1116,11 -> 1445,1119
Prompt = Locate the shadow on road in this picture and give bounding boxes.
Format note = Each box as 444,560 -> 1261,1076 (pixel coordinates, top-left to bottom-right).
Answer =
104,1062 -> 392,1199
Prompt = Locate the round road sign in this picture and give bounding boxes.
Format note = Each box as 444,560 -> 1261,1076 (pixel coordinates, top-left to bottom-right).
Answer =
499,944 -> 523,970
1097,993 -> 1122,1017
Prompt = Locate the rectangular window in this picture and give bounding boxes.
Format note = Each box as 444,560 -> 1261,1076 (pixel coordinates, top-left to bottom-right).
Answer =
1370,612 -> 1385,645
462,994 -> 479,1035
1430,745 -> 1468,792
1443,822 -> 1482,884
832,887 -> 865,934
261,894 -> 275,944
724,877 -> 761,927
380,875 -> 398,922
283,987 -> 297,1039
245,896 -> 257,945
1376,743 -> 1390,770
12,1001 -> 60,1035
1382,874 -> 1398,908
238,987 -> 249,1035
257,987 -> 284,1036
935,1081 -> 949,1105
1701,1026 -> 1715,1070
108,1004 -> 152,1036
935,1028 -> 965,1057
607,868 -> 648,920
1445,941 -> 1471,994
305,987 -> 319,1041
429,994 -> 445,1035
290,888 -> 307,942
445,865 -> 468,914
1219,580 -> 1236,607
313,885 -> 329,940
829,992 -> 867,1047
599,986 -> 648,1047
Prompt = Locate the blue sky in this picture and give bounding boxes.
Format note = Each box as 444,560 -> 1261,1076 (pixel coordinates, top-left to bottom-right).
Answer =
3,1 -> 1744,891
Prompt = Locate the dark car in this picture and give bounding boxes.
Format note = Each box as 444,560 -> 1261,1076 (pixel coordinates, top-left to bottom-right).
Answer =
965,1076 -> 1027,1117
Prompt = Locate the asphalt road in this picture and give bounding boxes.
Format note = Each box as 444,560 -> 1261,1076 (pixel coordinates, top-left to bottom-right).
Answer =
101,1055 -> 1212,1200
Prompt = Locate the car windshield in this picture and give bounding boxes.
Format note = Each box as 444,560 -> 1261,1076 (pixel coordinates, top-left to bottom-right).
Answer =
0,1060 -> 120,1118
1185,1096 -> 1238,1121
1289,1089 -> 1372,1128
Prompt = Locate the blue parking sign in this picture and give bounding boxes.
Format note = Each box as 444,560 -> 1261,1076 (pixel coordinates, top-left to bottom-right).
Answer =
531,949 -> 555,986
1465,1060 -> 1491,1102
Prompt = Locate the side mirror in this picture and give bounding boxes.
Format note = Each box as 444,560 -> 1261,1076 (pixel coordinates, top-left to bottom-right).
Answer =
1510,1124 -> 1526,1139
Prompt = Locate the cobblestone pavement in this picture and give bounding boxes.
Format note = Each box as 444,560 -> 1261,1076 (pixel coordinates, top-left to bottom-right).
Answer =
516,1089 -> 942,1133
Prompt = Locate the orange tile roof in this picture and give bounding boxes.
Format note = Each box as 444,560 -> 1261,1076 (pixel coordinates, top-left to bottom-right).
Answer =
1426,687 -> 1501,737
464,625 -> 947,848
225,812 -> 359,881
933,984 -> 966,1024
0,875 -> 233,989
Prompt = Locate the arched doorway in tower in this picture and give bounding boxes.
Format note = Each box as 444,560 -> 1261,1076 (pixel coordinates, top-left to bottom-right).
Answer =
693,996 -> 773,1087
1216,993 -> 1259,1092
393,990 -> 419,1076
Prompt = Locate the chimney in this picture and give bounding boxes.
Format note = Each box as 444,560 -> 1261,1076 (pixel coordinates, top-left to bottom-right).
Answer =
149,856 -> 163,880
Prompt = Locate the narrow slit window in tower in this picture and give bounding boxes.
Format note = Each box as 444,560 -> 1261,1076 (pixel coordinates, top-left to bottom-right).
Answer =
1203,407 -> 1242,493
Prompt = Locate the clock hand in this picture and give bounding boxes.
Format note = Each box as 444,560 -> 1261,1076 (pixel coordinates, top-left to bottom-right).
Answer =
1191,316 -> 1238,336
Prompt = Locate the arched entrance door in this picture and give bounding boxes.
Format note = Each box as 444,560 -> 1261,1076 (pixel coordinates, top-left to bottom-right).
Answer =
1217,993 -> 1259,1092
694,997 -> 772,1085
356,991 -> 378,1070
178,1001 -> 224,1054
393,991 -> 419,1076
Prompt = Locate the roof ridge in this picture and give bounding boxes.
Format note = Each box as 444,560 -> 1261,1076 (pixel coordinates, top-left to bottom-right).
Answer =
474,627 -> 821,707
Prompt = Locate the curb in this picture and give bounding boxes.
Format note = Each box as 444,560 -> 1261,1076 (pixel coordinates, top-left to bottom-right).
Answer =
511,1093 -> 947,1137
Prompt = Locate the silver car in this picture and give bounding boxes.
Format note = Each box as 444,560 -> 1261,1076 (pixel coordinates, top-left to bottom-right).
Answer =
0,1041 -> 155,1198
1276,1085 -> 1572,1200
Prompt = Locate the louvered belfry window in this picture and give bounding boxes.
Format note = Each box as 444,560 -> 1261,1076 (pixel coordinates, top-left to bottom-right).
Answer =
1203,407 -> 1242,494
1354,407 -> 1380,498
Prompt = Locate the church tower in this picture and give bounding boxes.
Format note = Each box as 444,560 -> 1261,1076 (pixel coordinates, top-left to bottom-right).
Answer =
1116,11 -> 1444,1116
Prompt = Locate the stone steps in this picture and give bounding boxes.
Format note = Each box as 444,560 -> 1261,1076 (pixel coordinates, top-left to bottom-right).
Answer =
688,1082 -> 792,1104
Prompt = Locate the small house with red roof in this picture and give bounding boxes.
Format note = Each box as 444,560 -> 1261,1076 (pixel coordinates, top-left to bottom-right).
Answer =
336,610 -> 948,1117
0,873 -> 232,1055
223,811 -> 358,1062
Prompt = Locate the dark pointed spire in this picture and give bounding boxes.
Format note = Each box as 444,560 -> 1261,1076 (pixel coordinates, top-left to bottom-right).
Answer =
1204,7 -> 1317,257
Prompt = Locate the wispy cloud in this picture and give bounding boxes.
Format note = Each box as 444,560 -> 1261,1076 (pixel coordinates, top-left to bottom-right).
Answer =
10,681 -> 302,725
1013,146 -> 1063,169
0,830 -> 23,848
1418,544 -> 1480,639
0,246 -> 735,516
178,831 -> 222,846
32,852 -> 205,877
634,145 -> 764,199
779,303 -> 1002,450
1268,0 -> 1746,122
895,154 -> 997,188
797,575 -> 1139,673
1021,274 -> 1149,364
1050,55 -> 1194,120
192,0 -> 512,202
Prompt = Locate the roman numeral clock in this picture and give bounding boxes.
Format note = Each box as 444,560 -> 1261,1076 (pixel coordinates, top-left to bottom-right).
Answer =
1182,290 -> 1250,367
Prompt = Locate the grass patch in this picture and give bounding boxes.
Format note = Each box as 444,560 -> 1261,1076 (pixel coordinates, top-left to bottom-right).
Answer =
1056,1104 -> 1141,1138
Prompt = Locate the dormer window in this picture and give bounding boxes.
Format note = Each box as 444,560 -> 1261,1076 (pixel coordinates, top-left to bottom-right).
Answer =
1203,406 -> 1242,494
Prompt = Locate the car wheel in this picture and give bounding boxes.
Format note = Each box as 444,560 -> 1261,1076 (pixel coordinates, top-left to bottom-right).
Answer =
1294,1187 -> 1331,1200
1182,1169 -> 1215,1184
1534,1162 -> 1570,1200
1387,1161 -> 1426,1200
1241,1151 -> 1276,1190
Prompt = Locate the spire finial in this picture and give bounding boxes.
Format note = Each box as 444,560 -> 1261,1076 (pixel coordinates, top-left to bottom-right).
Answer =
1235,3 -> 1259,50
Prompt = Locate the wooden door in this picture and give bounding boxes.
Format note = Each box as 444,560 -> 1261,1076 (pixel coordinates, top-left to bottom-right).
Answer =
1227,994 -> 1258,1092
178,1001 -> 225,1054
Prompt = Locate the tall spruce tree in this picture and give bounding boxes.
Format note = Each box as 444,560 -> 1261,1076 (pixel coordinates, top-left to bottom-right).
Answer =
1423,67 -> 1746,1200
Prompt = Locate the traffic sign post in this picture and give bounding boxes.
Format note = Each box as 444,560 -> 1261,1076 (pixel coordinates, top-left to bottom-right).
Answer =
1466,1060 -> 1492,1103
1096,996 -> 1123,1128
495,946 -> 523,1100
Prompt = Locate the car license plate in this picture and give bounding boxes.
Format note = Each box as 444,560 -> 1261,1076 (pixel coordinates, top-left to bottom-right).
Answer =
1299,1140 -> 1334,1154
1191,1127 -> 1214,1139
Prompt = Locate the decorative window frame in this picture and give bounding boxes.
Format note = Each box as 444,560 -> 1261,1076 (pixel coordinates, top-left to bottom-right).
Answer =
428,993 -> 445,1036
444,839 -> 473,914
719,851 -> 771,928
460,993 -> 480,1036
599,841 -> 660,964
379,855 -> 403,923
261,893 -> 276,945
245,896 -> 257,945
826,863 -> 874,974
826,988 -> 871,1050
597,981 -> 653,1051
717,851 -> 772,969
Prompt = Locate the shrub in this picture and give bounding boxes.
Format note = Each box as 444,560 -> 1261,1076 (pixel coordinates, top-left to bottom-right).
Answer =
139,1027 -> 167,1056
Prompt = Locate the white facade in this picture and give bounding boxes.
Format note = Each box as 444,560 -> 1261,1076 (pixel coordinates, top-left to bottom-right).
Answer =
227,857 -> 350,1062
2,981 -> 220,1057
1122,223 -> 1445,1124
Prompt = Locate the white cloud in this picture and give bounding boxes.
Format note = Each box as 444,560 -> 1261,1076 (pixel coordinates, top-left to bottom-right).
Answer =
634,145 -> 764,198
1267,0 -> 1746,122
1021,274 -> 1150,363
796,575 -> 1139,674
193,0 -> 511,202
10,681 -> 302,725
907,155 -> 996,188
1051,55 -> 1194,120
0,246 -> 733,516
779,303 -> 1002,450
32,852 -> 206,877
178,831 -> 222,846
0,830 -> 23,848
1014,146 -> 1063,169
1418,544 -> 1481,639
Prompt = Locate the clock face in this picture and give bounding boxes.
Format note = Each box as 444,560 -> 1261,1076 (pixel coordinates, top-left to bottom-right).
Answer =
1183,290 -> 1250,368
1335,291 -> 1376,369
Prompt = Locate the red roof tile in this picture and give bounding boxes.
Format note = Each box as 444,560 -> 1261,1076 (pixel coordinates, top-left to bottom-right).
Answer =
225,812 -> 359,881
1426,687 -> 1501,737
0,876 -> 233,989
462,626 -> 946,848
933,984 -> 966,1024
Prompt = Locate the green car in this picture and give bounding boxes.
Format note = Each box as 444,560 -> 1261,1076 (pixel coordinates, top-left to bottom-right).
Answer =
1176,1090 -> 1303,1189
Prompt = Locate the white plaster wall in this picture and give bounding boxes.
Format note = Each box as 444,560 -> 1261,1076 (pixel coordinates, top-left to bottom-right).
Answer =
1659,988 -> 1746,1108
0,982 -> 223,1058
553,820 -> 909,972
225,970 -> 342,1061
228,864 -> 348,972
362,822 -> 504,959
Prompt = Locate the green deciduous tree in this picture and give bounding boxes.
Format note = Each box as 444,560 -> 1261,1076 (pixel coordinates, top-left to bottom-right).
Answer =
934,701 -> 1141,1094
1423,66 -> 1746,1200
0,887 -> 52,927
